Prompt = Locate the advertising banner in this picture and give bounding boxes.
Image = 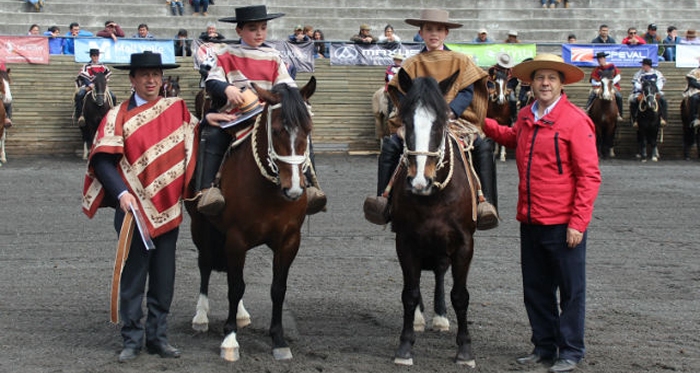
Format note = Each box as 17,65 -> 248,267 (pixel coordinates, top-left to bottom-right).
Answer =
0,36 -> 49,64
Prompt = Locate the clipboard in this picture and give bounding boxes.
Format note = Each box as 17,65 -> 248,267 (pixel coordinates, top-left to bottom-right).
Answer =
219,105 -> 264,129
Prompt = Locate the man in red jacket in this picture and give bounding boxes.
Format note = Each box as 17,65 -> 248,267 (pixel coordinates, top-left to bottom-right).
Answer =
483,53 -> 601,373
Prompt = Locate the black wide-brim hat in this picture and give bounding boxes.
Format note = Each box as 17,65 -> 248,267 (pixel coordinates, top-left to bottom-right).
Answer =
219,5 -> 284,24
113,51 -> 180,70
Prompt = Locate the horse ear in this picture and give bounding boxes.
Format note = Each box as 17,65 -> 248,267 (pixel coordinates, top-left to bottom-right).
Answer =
300,76 -> 316,100
175,76 -> 179,82
439,70 -> 460,96
397,68 -> 412,93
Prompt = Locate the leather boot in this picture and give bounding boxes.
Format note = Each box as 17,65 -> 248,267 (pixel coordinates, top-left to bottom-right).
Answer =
616,93 -> 624,120
472,136 -> 499,230
195,125 -> 229,216
364,134 -> 402,225
304,139 -> 327,215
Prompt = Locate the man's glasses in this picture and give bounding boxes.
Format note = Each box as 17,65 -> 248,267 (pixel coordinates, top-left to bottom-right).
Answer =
629,32 -> 636,35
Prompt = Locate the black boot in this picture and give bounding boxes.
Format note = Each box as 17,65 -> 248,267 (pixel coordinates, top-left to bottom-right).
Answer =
616,93 -> 624,120
472,136 -> 499,230
364,134 -> 402,225
630,101 -> 638,127
195,124 -> 230,216
659,96 -> 668,126
585,92 -> 595,112
304,138 -> 327,215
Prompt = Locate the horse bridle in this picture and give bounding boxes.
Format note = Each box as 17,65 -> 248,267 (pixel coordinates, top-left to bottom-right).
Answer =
252,102 -> 312,185
402,129 -> 455,190
640,82 -> 659,113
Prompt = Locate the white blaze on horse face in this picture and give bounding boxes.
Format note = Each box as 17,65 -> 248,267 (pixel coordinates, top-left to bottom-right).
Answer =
601,78 -> 612,101
411,105 -> 434,191
497,78 -> 506,105
287,128 -> 304,199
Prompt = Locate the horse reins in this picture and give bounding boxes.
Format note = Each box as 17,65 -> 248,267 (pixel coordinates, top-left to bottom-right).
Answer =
402,129 -> 455,190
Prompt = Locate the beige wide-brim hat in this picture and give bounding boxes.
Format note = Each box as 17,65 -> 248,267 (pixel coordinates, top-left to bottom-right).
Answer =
497,52 -> 515,68
511,53 -> 584,85
405,8 -> 463,29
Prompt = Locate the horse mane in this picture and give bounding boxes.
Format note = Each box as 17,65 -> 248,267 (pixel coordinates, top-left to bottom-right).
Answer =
400,77 -> 449,129
270,83 -> 312,133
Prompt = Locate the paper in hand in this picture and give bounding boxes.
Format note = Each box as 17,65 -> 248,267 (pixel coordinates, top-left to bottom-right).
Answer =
129,204 -> 156,251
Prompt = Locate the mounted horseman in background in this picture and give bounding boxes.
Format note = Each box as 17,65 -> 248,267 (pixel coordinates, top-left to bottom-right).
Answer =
488,52 -> 519,124
683,61 -> 700,129
585,52 -> 624,122
74,48 -> 117,127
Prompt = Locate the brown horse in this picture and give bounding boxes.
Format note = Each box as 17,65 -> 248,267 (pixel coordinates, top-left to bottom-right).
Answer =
371,86 -> 391,141
160,75 -> 181,98
0,68 -> 12,165
681,97 -> 700,160
187,77 -> 316,362
81,72 -> 113,160
387,69 -> 477,366
487,69 -> 511,162
588,70 -> 618,159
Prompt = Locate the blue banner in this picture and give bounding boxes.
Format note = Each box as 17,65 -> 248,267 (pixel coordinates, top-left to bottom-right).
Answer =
74,38 -> 175,64
329,43 -> 423,66
562,44 -> 659,67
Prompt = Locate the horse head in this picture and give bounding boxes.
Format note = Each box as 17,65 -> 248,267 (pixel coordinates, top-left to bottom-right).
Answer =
0,69 -> 12,105
489,69 -> 508,105
161,76 -> 181,98
390,68 -> 458,196
90,72 -> 108,107
641,78 -> 659,112
598,70 -> 615,101
251,76 -> 316,201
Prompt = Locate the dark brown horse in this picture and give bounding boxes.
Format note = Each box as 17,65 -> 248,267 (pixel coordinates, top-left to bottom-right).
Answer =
0,68 -> 12,165
160,75 -> 181,98
588,70 -> 618,159
681,96 -> 700,160
487,69 -> 511,161
387,69 -> 477,366
187,77 -> 316,362
81,72 -> 113,160
636,79 -> 661,162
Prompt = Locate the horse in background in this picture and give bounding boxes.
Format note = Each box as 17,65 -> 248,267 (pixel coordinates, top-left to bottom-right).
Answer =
371,86 -> 391,142
161,76 -> 181,98
588,70 -> 618,159
386,68 -> 477,366
0,67 -> 13,165
487,69 -> 511,162
80,72 -> 113,160
187,77 -> 316,362
680,97 -> 700,160
636,79 -> 662,162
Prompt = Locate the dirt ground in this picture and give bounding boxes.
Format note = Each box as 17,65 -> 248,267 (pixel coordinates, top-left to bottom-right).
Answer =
0,154 -> 698,373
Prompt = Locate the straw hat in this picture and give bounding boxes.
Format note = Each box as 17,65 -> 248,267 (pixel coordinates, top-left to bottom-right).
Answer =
511,53 -> 584,84
392,53 -> 405,61
113,51 -> 179,71
219,5 -> 284,24
405,8 -> 463,29
496,52 -> 515,68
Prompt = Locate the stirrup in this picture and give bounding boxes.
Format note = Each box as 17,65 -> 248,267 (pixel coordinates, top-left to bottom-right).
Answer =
197,187 -> 225,216
476,201 -> 499,230
305,186 -> 327,215
77,116 -> 86,128
363,195 -> 390,225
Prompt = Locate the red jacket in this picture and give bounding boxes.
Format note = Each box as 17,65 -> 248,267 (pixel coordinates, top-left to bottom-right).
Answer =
483,94 -> 601,232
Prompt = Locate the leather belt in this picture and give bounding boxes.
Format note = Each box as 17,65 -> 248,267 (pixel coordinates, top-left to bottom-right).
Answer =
111,210 -> 135,324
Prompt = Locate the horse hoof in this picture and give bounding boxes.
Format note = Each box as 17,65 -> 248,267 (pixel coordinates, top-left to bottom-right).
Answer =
220,346 -> 240,361
272,347 -> 293,360
455,358 -> 476,367
192,322 -> 208,332
431,315 -> 450,332
499,154 -> 506,162
236,316 -> 251,328
651,156 -> 658,162
394,357 -> 414,366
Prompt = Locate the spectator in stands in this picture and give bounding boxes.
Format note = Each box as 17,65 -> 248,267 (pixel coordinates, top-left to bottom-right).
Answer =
413,32 -> 423,42
27,24 -> 40,36
663,26 -> 680,61
567,34 -> 577,43
133,24 -> 155,39
97,20 -> 125,42
541,0 -> 557,9
473,28 -> 493,43
312,29 -> 328,58
196,4 -> 325,215
44,26 -> 64,55
26,0 -> 44,12
74,49 -> 115,126
641,24 -> 665,61
351,24 -> 376,44
488,52 -> 519,123
192,0 -> 209,16
378,24 -> 401,43
621,27 -> 645,45
584,52 -> 624,121
174,29 -> 192,57
683,61 -> 700,129
591,24 -> 616,43
629,58 -> 667,127
288,25 -> 310,43
63,22 -> 93,55
199,23 -> 225,42
166,0 -> 184,16
680,29 -> 700,45
505,30 -> 521,43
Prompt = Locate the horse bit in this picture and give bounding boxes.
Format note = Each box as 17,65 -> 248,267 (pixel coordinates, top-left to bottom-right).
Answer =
402,129 -> 456,190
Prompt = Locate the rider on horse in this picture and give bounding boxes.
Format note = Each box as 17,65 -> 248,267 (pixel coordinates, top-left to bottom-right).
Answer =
194,5 -> 326,217
683,61 -> 700,128
488,52 -> 519,124
0,61 -> 11,128
629,58 -> 668,128
364,8 -> 499,230
585,52 -> 624,121
74,48 -> 116,126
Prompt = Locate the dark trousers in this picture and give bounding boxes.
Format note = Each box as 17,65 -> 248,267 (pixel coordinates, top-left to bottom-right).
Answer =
520,223 -> 586,362
114,208 -> 179,349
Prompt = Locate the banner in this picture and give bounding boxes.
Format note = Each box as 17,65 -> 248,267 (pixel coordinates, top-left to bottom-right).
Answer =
445,43 -> 536,67
190,39 -> 315,74
675,44 -> 700,68
329,43 -> 423,66
74,38 -> 175,64
0,36 -> 49,64
562,44 -> 659,67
